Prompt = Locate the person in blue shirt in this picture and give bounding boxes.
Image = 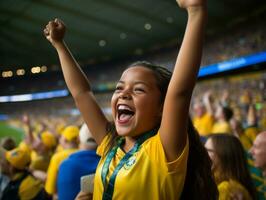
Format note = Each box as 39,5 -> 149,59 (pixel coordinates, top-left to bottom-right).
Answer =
57,123 -> 100,200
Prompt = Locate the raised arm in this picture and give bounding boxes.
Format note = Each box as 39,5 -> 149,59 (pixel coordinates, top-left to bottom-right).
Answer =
22,114 -> 35,146
203,91 -> 214,116
160,0 -> 207,161
44,19 -> 108,144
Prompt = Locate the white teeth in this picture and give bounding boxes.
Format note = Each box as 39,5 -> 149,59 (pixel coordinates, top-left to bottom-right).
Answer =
118,104 -> 132,111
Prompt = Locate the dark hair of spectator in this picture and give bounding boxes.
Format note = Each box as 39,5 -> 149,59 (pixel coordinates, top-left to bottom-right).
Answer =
222,106 -> 233,121
1,137 -> 16,150
208,134 -> 257,200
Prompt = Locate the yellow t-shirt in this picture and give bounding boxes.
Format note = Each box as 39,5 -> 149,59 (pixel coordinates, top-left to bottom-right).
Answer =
7,173 -> 44,200
211,121 -> 232,134
19,175 -> 44,200
55,144 -> 64,153
193,113 -> 214,136
45,148 -> 77,194
94,133 -> 189,200
218,179 -> 252,200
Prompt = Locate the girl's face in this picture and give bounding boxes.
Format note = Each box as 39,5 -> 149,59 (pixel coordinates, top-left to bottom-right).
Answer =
111,66 -> 162,137
204,138 -> 218,171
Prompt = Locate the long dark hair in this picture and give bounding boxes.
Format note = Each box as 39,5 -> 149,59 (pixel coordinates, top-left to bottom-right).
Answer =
106,61 -> 218,198
180,118 -> 218,200
209,134 -> 257,200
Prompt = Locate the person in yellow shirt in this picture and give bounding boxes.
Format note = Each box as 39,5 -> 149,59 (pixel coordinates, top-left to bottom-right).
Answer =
30,131 -> 57,172
211,105 -> 233,134
45,0 -> 218,199
44,126 -> 79,197
205,134 -> 257,200
0,148 -> 50,200
193,91 -> 215,136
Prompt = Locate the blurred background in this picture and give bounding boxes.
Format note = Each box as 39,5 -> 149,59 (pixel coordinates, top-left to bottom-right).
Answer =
0,0 -> 266,143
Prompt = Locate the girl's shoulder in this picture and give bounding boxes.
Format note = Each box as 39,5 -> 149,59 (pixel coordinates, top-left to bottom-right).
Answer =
142,133 -> 189,173
96,133 -> 113,157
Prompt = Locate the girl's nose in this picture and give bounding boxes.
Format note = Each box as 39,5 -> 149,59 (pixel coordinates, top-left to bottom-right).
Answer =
119,92 -> 131,100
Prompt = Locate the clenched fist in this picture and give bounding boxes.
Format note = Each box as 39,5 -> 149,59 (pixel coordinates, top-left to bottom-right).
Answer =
44,18 -> 66,47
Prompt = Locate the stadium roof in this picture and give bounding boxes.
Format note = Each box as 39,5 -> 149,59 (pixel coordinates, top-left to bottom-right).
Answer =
0,0 -> 265,70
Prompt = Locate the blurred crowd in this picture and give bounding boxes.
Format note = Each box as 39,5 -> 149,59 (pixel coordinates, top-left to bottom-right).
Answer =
1,16 -> 266,200
1,69 -> 266,199
0,116 -> 100,200
1,18 -> 266,96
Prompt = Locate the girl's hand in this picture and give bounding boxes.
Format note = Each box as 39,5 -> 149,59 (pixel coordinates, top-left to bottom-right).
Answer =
75,191 -> 93,200
43,18 -> 66,47
176,0 -> 206,10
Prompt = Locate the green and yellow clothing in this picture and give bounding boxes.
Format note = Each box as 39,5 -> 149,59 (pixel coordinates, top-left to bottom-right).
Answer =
94,132 -> 189,200
45,148 -> 77,195
247,153 -> 266,200
193,113 -> 214,136
218,179 -> 252,200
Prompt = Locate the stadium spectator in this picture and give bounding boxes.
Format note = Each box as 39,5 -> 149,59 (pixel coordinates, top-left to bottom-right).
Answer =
44,125 -> 79,197
0,137 -> 16,199
205,134 -> 257,199
192,91 -> 214,136
0,148 -> 50,200
211,105 -> 233,134
30,131 -> 57,172
45,0 -> 218,199
246,152 -> 265,200
57,123 -> 100,200
250,131 -> 266,177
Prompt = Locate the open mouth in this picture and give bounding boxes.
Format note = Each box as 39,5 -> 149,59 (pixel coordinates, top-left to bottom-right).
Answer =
117,104 -> 135,123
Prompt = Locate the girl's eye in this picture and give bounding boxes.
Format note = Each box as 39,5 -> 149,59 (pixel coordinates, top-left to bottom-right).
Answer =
115,86 -> 123,91
135,88 -> 144,92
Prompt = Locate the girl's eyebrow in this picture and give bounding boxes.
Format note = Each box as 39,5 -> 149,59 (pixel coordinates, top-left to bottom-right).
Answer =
118,80 -> 149,86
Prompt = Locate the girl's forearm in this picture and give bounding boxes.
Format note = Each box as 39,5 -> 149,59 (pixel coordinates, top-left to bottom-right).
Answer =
170,7 -> 207,96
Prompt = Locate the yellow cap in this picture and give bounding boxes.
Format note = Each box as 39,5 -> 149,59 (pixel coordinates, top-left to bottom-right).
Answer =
18,141 -> 32,155
41,131 -> 57,149
5,148 -> 31,170
62,126 -> 79,142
